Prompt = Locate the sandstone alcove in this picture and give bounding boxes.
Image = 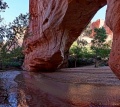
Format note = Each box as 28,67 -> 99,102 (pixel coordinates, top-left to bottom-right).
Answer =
1,1 -> 120,106
22,0 -> 120,78
68,5 -> 113,68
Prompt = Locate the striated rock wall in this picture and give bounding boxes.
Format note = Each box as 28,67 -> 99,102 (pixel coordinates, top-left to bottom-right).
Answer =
23,0 -> 107,71
106,0 -> 120,78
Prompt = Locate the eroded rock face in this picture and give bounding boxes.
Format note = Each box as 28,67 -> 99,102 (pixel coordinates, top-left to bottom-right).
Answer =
90,19 -> 113,42
23,0 -> 107,71
106,0 -> 120,78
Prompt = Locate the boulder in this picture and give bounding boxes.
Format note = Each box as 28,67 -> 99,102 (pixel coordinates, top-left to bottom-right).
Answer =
23,0 -> 107,71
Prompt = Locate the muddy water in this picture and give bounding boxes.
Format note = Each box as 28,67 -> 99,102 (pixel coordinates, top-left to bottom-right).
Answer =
0,71 -> 20,107
0,69 -> 120,107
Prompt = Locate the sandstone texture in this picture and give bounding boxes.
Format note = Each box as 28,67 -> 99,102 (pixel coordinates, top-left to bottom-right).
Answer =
23,0 -> 107,71
106,0 -> 120,78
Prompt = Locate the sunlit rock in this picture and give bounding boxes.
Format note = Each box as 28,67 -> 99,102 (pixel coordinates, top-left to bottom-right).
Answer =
90,19 -> 113,42
23,0 -> 107,71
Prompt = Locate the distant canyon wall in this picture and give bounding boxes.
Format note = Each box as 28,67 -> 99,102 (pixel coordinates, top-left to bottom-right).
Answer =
90,19 -> 113,42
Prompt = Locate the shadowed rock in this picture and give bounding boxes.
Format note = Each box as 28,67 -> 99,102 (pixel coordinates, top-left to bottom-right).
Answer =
106,0 -> 120,79
22,0 -> 107,71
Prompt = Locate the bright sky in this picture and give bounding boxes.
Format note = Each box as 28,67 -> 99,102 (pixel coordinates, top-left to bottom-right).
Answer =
1,0 -> 29,24
92,5 -> 107,22
1,1 -> 107,24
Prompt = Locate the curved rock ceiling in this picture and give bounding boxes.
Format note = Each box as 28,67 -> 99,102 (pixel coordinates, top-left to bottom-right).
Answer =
22,0 -> 120,79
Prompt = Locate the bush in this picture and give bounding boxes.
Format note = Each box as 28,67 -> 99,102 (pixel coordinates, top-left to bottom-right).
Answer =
0,45 -> 24,70
68,56 -> 94,68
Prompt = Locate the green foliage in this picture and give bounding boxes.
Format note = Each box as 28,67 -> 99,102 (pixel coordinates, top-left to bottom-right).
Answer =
81,23 -> 92,37
70,45 -> 94,59
0,44 -> 24,69
0,1 -> 29,70
0,12 -> 29,70
0,0 -> 8,42
70,37 -> 95,58
91,27 -> 110,59
90,27 -> 111,67
94,44 -> 111,59
5,13 -> 29,40
69,41 -> 93,67
91,27 -> 107,48
69,26 -> 111,68
77,39 -> 88,48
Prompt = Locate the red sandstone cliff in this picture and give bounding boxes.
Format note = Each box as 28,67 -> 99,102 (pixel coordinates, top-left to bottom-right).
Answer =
90,19 -> 113,42
106,0 -> 120,78
23,0 -> 107,71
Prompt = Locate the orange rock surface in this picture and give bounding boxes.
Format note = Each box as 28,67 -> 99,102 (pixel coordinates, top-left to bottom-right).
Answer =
23,0 -> 106,71
90,19 -> 113,42
106,0 -> 120,78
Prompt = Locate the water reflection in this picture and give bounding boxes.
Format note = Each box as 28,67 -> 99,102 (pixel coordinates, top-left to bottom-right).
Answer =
68,84 -> 120,106
0,70 -> 120,107
17,90 -> 29,107
22,71 -> 120,107
0,71 -> 29,107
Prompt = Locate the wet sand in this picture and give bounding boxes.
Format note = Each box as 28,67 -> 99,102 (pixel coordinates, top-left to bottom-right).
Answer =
0,67 -> 120,107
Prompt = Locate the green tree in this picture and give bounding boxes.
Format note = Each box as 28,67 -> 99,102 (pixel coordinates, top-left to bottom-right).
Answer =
82,23 -> 92,37
5,13 -> 29,50
0,1 -> 29,69
91,27 -> 108,67
0,13 -> 29,69
0,0 -> 8,43
69,23 -> 93,67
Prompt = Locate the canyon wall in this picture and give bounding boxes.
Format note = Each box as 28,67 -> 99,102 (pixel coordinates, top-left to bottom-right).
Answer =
106,0 -> 120,78
90,19 -> 113,42
23,0 -> 107,71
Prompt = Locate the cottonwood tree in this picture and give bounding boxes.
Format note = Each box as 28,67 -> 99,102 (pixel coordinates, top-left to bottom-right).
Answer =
5,13 -> 29,51
0,13 -> 29,69
0,0 -> 29,68
91,27 -> 108,67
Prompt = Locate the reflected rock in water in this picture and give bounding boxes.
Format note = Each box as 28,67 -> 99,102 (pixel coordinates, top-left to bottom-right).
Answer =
0,68 -> 120,107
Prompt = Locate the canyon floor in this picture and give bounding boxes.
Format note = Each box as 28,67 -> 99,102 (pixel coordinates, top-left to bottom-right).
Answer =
0,66 -> 120,107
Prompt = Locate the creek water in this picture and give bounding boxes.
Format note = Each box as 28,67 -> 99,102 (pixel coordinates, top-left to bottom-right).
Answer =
0,68 -> 120,107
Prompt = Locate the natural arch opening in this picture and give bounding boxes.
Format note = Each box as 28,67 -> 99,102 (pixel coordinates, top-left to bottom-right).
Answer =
69,5 -> 113,68
23,0 -> 107,71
